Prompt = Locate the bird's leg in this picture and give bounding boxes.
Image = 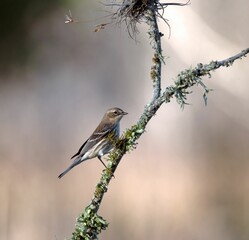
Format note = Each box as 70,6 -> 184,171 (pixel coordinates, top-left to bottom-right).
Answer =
98,156 -> 115,178
98,156 -> 108,169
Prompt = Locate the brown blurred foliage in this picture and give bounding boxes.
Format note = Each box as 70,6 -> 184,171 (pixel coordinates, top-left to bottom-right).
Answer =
0,1 -> 249,239
0,0 -> 65,74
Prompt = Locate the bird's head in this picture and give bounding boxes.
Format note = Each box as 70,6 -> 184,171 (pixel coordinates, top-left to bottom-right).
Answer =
105,107 -> 128,123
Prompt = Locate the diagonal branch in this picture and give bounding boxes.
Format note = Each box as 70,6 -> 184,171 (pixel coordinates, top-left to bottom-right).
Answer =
163,48 -> 249,107
72,46 -> 249,240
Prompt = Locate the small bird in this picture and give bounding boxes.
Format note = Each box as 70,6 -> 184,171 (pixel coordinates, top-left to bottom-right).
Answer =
58,107 -> 127,178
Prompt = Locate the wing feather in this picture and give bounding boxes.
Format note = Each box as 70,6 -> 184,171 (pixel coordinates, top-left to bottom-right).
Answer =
71,123 -> 115,159
71,140 -> 88,159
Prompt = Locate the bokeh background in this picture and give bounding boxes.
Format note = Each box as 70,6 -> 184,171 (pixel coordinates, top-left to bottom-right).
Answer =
1,0 -> 249,239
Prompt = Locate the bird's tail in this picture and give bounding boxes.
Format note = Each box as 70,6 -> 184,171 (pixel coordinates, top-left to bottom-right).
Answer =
58,166 -> 73,179
58,158 -> 82,179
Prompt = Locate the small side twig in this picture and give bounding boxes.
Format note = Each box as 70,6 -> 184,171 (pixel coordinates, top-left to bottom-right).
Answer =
163,48 -> 249,107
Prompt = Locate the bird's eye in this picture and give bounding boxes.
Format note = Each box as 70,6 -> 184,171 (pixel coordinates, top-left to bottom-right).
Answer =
114,111 -> 118,115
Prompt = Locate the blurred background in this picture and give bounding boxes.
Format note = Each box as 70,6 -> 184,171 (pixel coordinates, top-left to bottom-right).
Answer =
1,0 -> 249,239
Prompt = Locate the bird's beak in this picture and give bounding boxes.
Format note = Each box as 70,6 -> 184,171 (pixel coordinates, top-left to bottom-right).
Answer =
122,111 -> 128,115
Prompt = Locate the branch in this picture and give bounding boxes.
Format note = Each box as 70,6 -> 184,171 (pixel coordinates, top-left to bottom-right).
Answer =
70,1 -> 249,239
71,46 -> 249,240
147,7 -> 162,100
164,48 -> 249,107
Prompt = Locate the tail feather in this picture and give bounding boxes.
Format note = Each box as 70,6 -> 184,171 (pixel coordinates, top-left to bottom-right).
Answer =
58,158 -> 82,179
58,166 -> 73,179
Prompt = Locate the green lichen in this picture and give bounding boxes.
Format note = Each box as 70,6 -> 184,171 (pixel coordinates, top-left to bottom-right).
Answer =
171,62 -> 214,108
72,205 -> 108,240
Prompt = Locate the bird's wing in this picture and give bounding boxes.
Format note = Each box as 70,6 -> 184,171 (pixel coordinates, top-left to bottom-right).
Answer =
71,123 -> 114,159
71,140 -> 87,159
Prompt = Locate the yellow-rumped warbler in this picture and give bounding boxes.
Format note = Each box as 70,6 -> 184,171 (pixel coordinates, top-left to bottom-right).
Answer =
58,107 -> 127,178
